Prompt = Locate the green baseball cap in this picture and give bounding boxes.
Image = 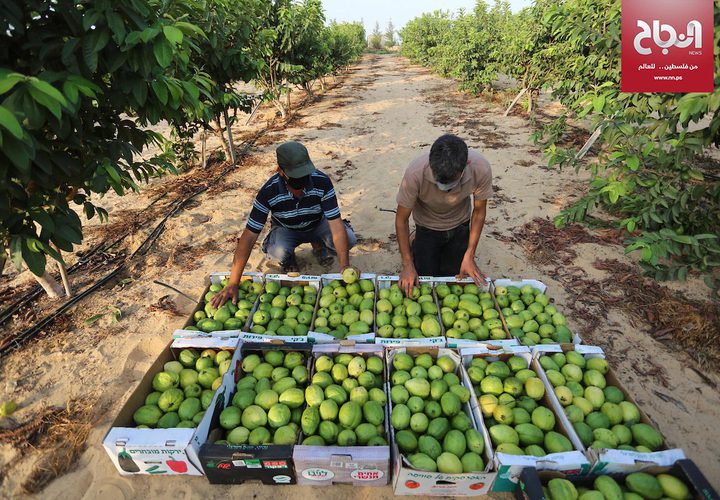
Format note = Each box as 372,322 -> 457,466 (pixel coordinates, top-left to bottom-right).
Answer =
276,141 -> 316,178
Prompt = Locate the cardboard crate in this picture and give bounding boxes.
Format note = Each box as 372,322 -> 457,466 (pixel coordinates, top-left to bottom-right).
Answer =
239,274 -> 321,344
532,344 -> 686,475
293,343 -> 391,486
492,279 -> 582,346
176,272 -> 264,337
459,345 -> 591,492
103,336 -> 242,476
431,276 -> 517,348
307,273 -> 378,344
374,276 -> 447,347
387,346 -> 497,496
198,342 -> 314,485
514,459 -> 718,500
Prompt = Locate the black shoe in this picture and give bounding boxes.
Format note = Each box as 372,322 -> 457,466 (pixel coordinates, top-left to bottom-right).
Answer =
312,245 -> 335,266
281,253 -> 299,273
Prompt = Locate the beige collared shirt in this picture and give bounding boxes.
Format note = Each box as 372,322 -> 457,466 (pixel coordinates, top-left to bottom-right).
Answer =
396,149 -> 493,231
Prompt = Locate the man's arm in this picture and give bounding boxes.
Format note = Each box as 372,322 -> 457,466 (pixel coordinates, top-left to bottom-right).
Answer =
211,229 -> 260,307
458,198 -> 488,285
327,217 -> 351,270
396,205 -> 418,297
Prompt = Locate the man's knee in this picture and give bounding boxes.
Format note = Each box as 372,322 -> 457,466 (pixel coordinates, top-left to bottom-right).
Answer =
264,230 -> 298,262
345,226 -> 358,249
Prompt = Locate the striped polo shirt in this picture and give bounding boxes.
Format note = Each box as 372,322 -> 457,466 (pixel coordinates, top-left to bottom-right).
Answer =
246,170 -> 341,233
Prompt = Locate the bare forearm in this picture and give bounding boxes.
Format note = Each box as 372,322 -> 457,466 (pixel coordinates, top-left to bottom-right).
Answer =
228,230 -> 258,284
465,209 -> 486,258
396,215 -> 413,266
329,219 -> 350,268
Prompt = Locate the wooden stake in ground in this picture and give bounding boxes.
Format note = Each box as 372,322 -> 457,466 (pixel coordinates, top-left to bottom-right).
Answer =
504,88 -> 528,117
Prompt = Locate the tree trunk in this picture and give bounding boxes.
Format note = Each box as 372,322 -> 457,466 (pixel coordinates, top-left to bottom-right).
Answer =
54,246 -> 72,297
34,271 -> 64,299
285,89 -> 291,117
319,77 -> 326,91
213,116 -> 232,160
0,250 -> 6,276
527,90 -> 534,114
223,107 -> 236,164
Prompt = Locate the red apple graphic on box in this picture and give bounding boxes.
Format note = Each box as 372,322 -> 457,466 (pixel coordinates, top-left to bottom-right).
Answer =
405,480 -> 420,489
469,482 -> 486,490
166,459 -> 187,473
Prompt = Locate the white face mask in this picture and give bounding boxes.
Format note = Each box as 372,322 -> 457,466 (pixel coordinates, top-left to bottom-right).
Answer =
436,178 -> 461,192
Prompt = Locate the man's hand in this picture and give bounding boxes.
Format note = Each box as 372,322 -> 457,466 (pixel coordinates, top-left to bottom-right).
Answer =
340,264 -> 361,279
399,263 -> 419,298
458,254 -> 488,287
211,284 -> 238,308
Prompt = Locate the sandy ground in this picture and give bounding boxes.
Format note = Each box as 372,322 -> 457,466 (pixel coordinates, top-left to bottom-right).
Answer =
1,54 -> 719,499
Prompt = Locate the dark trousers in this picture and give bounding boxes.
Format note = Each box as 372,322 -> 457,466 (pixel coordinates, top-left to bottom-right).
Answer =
261,218 -> 357,266
412,221 -> 470,277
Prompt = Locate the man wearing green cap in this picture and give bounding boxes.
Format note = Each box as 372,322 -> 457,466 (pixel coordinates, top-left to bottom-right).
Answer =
211,141 -> 356,307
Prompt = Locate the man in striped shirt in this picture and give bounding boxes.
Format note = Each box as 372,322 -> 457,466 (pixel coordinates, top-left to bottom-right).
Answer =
211,141 -> 356,307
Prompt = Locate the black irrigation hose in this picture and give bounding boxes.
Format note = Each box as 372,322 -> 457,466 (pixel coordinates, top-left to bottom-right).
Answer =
0,264 -> 126,358
0,192 -> 168,327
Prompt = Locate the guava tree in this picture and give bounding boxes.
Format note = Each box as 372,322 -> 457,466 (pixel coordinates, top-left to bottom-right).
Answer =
324,22 -> 366,74
285,0 -> 328,96
0,0 -> 209,293
535,0 -> 720,288
400,11 -> 453,66
173,0 -> 264,164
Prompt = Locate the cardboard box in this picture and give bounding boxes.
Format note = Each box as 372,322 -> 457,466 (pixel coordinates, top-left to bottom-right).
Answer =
514,459 -> 719,500
307,273 -> 378,344
430,276 -> 517,348
460,346 -> 591,492
103,337 -> 242,476
198,342 -> 314,485
374,276 -> 447,347
238,274 -> 321,344
387,347 -> 497,496
492,279 -> 582,346
293,343 -> 390,486
531,344 -> 686,474
175,272 -> 264,337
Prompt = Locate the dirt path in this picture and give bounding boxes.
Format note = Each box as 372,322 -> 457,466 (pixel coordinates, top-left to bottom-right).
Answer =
1,54 -> 718,499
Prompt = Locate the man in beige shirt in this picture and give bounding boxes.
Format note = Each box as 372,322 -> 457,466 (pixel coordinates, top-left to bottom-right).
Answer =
395,134 -> 493,296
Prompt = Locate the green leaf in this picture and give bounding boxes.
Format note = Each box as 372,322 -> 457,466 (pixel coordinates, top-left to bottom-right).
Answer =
153,38 -> 173,68
670,234 -> 694,245
107,12 -> 126,43
592,94 -> 605,112
28,86 -> 62,120
22,239 -> 47,277
29,78 -> 68,107
0,71 -> 25,95
626,156 -> 640,171
9,237 -> 23,271
641,247 -> 652,261
627,219 -> 636,233
84,314 -> 105,325
163,25 -> 183,45
151,80 -> 168,105
104,163 -> 122,184
0,106 -> 23,139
